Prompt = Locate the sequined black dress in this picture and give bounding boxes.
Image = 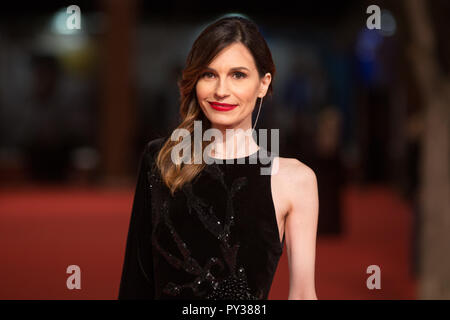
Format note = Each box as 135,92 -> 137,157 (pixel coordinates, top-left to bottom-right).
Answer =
118,137 -> 285,300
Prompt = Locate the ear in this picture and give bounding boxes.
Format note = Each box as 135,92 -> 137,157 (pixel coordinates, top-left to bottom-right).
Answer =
258,72 -> 272,98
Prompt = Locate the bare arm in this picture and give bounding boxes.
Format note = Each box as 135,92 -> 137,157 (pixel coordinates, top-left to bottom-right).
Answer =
284,160 -> 319,300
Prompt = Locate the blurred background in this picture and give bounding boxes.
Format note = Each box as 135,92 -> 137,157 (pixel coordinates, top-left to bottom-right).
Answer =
0,0 -> 449,299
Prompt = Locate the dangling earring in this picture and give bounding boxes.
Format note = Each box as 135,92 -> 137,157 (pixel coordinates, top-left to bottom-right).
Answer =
252,96 -> 263,132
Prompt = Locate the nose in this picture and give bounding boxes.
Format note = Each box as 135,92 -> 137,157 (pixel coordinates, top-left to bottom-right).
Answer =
214,78 -> 230,100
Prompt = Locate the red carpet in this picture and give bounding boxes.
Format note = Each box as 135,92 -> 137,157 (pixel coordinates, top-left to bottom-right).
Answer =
0,184 -> 416,299
270,185 -> 417,299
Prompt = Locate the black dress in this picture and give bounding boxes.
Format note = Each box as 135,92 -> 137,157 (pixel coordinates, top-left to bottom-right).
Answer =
118,137 -> 285,300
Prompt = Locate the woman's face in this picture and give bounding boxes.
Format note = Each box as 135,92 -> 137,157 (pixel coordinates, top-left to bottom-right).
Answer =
196,42 -> 271,131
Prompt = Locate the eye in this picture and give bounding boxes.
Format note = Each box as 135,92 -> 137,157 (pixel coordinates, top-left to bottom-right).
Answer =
233,71 -> 247,79
201,72 -> 215,79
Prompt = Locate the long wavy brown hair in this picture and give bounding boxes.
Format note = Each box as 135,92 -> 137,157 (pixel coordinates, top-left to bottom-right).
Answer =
156,16 -> 276,196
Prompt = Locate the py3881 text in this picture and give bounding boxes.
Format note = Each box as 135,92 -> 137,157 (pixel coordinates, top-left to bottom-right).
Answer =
226,304 -> 266,315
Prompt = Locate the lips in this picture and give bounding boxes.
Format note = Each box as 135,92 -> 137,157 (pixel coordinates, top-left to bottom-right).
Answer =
208,101 -> 238,111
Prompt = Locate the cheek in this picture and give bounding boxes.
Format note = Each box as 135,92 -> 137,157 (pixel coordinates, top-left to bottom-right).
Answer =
233,82 -> 259,103
196,81 -> 212,100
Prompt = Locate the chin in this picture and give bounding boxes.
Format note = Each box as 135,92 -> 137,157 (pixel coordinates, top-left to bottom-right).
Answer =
202,112 -> 237,126
201,107 -> 247,129
208,118 -> 237,128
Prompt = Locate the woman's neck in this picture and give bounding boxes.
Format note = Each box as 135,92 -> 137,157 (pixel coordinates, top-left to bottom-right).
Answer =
209,126 -> 259,159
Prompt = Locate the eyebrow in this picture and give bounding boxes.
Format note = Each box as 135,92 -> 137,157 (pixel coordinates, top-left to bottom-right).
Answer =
205,66 -> 250,72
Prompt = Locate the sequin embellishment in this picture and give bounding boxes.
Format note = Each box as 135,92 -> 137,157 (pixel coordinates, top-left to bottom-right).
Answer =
149,163 -> 258,299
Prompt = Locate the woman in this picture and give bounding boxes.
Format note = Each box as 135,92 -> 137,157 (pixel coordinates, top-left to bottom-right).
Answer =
118,16 -> 319,300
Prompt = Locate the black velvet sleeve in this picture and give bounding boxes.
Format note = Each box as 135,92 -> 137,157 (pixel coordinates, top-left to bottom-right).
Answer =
118,142 -> 155,299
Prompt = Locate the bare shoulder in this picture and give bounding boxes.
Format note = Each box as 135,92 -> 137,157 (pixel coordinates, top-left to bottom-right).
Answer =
271,156 -> 318,216
272,156 -> 317,187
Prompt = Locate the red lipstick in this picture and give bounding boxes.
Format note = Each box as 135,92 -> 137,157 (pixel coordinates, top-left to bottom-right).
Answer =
208,101 -> 238,111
